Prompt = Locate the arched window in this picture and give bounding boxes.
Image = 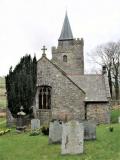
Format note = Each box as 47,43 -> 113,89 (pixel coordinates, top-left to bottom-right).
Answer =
63,55 -> 67,62
39,86 -> 51,109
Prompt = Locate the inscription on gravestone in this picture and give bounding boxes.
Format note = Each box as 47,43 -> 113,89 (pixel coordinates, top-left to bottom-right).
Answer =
61,120 -> 84,155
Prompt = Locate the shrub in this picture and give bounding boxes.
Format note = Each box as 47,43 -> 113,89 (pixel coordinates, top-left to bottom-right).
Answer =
111,109 -> 120,123
109,126 -> 114,132
41,124 -> 49,136
0,129 -> 11,136
29,128 -> 41,136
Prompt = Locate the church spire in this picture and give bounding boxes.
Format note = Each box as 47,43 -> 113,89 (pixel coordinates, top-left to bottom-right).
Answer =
59,12 -> 73,41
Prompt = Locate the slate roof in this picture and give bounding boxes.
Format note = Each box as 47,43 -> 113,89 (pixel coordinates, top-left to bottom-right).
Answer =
59,12 -> 73,40
38,55 -> 110,102
69,75 -> 111,102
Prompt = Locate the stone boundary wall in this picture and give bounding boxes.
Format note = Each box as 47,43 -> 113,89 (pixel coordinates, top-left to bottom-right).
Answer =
111,100 -> 120,110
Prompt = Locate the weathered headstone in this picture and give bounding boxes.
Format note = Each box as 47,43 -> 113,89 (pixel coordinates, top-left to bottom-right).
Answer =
49,120 -> 62,144
83,120 -> 96,140
31,119 -> 40,131
61,120 -> 84,155
6,107 -> 16,127
118,116 -> 120,123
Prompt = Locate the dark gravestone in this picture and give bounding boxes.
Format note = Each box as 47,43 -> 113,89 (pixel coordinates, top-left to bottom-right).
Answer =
16,106 -> 26,132
83,120 -> 96,140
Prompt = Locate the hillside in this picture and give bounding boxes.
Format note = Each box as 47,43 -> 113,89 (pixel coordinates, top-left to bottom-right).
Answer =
0,77 -> 6,109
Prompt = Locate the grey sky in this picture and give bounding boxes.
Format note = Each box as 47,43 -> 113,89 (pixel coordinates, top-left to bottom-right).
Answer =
0,0 -> 120,76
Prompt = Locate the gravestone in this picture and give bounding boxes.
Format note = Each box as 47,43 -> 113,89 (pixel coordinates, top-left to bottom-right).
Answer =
31,119 -> 40,131
83,120 -> 96,140
6,107 -> 16,127
118,117 -> 120,123
61,120 -> 84,155
49,120 -> 62,144
16,106 -> 26,132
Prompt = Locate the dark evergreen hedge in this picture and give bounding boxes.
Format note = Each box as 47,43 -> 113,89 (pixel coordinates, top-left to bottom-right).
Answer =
6,54 -> 37,117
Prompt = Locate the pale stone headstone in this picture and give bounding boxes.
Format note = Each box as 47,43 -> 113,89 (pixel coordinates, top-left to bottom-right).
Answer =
83,120 -> 96,140
61,120 -> 84,155
118,117 -> 120,123
31,119 -> 40,131
49,120 -> 62,144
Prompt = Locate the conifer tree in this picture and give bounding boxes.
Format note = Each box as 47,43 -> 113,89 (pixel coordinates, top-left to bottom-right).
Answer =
6,54 -> 37,117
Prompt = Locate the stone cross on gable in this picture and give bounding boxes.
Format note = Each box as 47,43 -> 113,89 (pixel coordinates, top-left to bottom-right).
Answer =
41,45 -> 47,56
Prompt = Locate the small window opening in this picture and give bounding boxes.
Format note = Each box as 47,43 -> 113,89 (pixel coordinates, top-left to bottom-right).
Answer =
63,55 -> 67,62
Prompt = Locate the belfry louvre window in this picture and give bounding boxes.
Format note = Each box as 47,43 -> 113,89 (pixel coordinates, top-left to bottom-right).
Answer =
39,86 -> 51,109
63,55 -> 67,62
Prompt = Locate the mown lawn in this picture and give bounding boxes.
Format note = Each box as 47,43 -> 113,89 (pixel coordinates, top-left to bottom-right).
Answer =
111,109 -> 120,123
0,117 -> 120,160
0,96 -> 6,108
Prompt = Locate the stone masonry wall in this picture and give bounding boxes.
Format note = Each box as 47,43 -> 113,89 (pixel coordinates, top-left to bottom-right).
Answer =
52,38 -> 84,75
36,56 -> 85,124
86,102 -> 110,124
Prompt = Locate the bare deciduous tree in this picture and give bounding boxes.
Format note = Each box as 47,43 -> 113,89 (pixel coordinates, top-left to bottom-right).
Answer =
89,41 -> 120,100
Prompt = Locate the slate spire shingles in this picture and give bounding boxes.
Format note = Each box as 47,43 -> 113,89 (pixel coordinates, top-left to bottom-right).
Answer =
59,12 -> 73,40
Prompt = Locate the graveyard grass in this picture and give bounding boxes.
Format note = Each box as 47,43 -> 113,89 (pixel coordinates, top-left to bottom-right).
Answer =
111,109 -> 120,123
0,78 -> 120,160
0,118 -> 120,160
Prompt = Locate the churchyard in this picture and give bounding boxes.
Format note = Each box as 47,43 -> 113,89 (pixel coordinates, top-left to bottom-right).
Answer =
0,76 -> 120,160
0,116 -> 120,160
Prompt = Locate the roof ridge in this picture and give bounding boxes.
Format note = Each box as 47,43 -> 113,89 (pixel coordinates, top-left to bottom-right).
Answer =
42,57 -> 85,94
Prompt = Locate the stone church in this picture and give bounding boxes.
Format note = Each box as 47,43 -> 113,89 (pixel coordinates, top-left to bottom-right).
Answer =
34,13 -> 111,124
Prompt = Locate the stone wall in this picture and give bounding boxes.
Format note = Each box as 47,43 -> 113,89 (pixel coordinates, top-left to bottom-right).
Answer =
111,100 -> 120,110
52,38 -> 84,75
36,56 -> 85,124
86,102 -> 110,124
36,109 -> 52,125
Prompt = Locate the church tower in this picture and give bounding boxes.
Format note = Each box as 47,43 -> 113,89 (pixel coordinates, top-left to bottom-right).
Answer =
52,12 -> 84,75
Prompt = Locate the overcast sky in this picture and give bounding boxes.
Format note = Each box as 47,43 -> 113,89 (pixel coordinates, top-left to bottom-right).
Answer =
0,0 -> 120,76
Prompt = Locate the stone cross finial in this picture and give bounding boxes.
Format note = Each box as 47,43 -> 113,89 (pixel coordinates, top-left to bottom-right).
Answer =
41,45 -> 47,56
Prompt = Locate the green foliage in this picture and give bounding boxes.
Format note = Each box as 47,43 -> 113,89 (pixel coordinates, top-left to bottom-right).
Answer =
111,109 -> 120,123
29,129 -> 41,136
0,98 -> 6,108
6,55 -> 37,117
0,117 -> 6,129
0,129 -> 11,136
0,77 -> 6,108
109,126 -> 114,132
0,124 -> 120,160
41,124 -> 49,135
0,77 -> 5,88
